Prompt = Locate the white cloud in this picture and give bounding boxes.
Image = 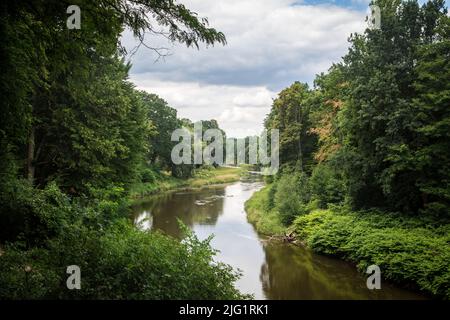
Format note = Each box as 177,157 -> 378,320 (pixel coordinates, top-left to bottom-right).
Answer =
123,0 -> 368,137
131,74 -> 275,138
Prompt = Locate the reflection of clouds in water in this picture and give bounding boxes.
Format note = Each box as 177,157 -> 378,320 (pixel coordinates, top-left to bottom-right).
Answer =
231,230 -> 259,241
135,211 -> 153,231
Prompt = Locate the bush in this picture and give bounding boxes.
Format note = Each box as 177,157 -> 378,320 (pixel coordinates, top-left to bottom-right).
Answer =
309,163 -> 346,208
0,220 -> 248,299
192,166 -> 215,179
293,208 -> 450,299
0,178 -> 247,299
0,179 -> 78,245
275,172 -> 310,225
140,168 -> 157,183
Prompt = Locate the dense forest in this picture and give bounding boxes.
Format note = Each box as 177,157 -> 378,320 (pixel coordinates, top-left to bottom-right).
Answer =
247,0 -> 450,299
0,0 -> 449,300
0,0 -> 248,299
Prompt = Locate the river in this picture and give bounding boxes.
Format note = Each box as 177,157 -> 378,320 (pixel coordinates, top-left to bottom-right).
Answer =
131,180 -> 425,300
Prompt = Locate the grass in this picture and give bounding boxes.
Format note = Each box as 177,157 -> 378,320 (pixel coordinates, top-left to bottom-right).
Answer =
244,185 -> 286,236
186,166 -> 242,188
129,166 -> 243,199
129,173 -> 187,198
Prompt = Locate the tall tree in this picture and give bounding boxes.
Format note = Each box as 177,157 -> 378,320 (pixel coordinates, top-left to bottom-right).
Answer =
406,14 -> 449,216
0,0 -> 227,193
339,0 -> 448,212
138,92 -> 180,170
265,82 -> 316,172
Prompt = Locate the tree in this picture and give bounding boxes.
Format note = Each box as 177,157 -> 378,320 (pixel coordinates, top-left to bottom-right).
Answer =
33,58 -> 148,192
0,0 -> 227,192
405,14 -> 449,216
137,91 -> 180,170
338,0 -> 448,212
309,65 -> 348,163
264,82 -> 316,173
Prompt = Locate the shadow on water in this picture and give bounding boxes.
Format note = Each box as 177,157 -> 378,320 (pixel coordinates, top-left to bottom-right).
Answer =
131,180 -> 426,300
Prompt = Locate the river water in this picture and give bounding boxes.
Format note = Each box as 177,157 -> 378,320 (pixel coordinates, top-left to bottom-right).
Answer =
131,180 -> 425,299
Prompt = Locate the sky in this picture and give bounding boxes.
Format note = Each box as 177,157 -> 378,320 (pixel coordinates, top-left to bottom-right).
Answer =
120,0 -> 378,138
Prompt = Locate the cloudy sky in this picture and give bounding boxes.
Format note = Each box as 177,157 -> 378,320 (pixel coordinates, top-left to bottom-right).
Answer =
121,0 -> 373,138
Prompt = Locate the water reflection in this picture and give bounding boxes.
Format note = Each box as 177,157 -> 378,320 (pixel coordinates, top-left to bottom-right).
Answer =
131,181 -> 425,300
132,186 -> 228,238
260,243 -> 425,299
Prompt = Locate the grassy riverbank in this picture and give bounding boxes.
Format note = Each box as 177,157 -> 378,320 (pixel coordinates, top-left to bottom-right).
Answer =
130,166 -> 243,199
245,186 -> 286,235
245,184 -> 450,299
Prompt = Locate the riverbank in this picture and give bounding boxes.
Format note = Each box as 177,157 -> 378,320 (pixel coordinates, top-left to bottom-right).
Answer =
245,184 -> 450,299
129,166 -> 243,199
245,186 -> 286,235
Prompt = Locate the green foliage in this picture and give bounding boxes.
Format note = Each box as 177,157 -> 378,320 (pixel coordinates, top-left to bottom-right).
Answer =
140,167 -> 157,183
0,178 -> 133,245
309,163 -> 346,208
245,185 -> 286,236
114,0 -> 227,49
338,0 -> 449,213
0,179 -> 77,245
0,219 -> 247,299
245,0 -> 450,300
192,166 -> 215,179
265,82 -> 317,172
407,15 -> 450,217
274,172 -> 311,225
129,171 -> 186,198
262,0 -> 449,217
0,179 -> 246,299
293,209 -> 450,298
2,0 -> 450,300
137,91 -> 181,170
0,0 -> 247,301
37,58 -> 149,193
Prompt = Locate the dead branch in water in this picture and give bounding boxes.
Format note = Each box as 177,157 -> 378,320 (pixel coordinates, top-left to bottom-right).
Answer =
264,231 -> 297,244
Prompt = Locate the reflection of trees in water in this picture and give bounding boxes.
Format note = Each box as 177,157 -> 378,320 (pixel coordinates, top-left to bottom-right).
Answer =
132,188 -> 226,239
260,243 -> 421,300
133,186 -> 423,300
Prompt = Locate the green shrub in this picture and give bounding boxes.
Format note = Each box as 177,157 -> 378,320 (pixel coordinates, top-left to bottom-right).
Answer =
192,166 -> 215,179
0,179 -> 78,245
309,163 -> 346,208
0,178 -> 247,300
140,168 -> 157,183
275,172 -> 310,225
266,181 -> 277,211
293,209 -> 450,299
0,220 -> 248,299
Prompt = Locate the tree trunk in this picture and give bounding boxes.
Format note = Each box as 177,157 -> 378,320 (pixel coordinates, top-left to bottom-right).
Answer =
27,127 -> 35,184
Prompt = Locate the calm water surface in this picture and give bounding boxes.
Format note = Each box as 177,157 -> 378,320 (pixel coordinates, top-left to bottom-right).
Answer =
131,180 -> 425,300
